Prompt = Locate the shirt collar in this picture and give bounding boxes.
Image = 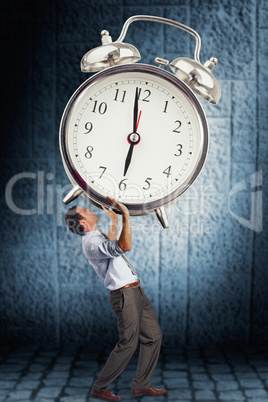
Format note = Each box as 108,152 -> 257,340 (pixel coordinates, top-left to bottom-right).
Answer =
82,230 -> 102,239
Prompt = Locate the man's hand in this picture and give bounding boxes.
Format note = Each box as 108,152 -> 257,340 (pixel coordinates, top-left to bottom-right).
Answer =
106,196 -> 129,216
102,205 -> 118,223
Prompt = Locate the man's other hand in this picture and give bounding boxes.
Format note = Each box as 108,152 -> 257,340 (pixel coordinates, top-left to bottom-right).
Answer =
106,196 -> 129,216
101,205 -> 118,223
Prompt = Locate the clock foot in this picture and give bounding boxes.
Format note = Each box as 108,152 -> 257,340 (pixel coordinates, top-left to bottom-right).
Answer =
63,185 -> 83,204
155,207 -> 169,229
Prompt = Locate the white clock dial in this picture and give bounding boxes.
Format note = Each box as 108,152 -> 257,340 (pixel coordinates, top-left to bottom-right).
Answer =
60,64 -> 208,213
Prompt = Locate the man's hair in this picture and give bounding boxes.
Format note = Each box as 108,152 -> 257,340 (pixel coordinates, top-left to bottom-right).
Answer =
65,206 -> 85,236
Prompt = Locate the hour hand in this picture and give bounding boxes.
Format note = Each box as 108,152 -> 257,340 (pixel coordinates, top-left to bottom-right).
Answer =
124,143 -> 134,177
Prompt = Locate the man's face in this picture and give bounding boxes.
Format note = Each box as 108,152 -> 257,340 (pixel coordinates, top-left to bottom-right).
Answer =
76,207 -> 99,227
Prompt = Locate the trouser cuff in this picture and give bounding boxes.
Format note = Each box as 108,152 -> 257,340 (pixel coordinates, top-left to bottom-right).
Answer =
131,381 -> 151,389
93,383 -> 109,392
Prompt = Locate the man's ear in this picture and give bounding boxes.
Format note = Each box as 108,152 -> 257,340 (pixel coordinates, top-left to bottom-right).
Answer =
79,219 -> 86,228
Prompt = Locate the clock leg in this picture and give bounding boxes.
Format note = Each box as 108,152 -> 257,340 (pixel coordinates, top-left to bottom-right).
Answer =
155,207 -> 169,229
63,185 -> 83,204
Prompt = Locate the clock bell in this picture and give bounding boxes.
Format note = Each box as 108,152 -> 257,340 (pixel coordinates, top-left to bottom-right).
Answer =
80,15 -> 221,104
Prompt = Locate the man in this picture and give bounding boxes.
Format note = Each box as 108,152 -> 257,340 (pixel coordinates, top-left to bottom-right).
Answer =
65,196 -> 166,402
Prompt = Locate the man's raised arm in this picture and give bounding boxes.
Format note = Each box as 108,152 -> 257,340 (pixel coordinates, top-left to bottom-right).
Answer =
101,205 -> 118,240
106,196 -> 132,252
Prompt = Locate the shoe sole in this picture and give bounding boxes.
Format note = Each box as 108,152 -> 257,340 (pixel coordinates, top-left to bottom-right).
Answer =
91,395 -> 121,401
132,392 -> 167,397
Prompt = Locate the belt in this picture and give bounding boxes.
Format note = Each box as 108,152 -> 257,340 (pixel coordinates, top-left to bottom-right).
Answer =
120,280 -> 140,290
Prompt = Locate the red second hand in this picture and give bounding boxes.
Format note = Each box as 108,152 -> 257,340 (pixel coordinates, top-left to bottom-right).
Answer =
136,110 -> 142,132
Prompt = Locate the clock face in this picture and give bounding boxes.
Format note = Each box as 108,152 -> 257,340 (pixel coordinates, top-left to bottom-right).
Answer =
60,64 -> 208,213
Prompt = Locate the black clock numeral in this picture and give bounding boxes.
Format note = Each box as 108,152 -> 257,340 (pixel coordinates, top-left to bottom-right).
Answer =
99,166 -> 107,179
174,144 -> 183,157
163,165 -> 172,178
119,178 -> 128,191
114,89 -> 126,103
173,120 -> 182,133
85,146 -> 93,159
92,100 -> 107,114
137,88 -> 151,102
84,122 -> 93,134
163,101 -> 168,113
143,177 -> 152,190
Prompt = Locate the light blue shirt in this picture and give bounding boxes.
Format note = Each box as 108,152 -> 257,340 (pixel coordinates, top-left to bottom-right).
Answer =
82,230 -> 138,290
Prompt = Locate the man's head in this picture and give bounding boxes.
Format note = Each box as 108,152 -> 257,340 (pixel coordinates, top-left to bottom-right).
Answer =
65,206 -> 99,236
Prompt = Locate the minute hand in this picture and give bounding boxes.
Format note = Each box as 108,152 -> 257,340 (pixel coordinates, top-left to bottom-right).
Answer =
133,87 -> 139,133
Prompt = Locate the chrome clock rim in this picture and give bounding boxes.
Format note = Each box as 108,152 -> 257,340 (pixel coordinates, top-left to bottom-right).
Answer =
59,63 -> 209,215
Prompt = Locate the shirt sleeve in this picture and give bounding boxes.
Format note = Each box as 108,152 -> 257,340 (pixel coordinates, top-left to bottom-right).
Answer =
98,239 -> 124,258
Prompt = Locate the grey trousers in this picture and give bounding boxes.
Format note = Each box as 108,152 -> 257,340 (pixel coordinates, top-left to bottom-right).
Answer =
93,285 -> 163,391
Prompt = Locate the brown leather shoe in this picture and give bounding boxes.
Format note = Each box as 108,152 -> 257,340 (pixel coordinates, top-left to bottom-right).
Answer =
131,385 -> 167,396
91,388 -> 122,401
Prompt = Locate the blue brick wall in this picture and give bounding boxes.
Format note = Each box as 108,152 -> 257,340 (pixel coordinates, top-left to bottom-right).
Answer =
0,0 -> 267,349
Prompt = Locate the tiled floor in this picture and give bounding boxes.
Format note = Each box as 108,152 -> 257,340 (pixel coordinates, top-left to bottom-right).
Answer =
0,345 -> 268,401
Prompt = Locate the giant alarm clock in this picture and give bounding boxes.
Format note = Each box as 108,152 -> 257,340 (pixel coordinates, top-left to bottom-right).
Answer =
59,15 -> 221,228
